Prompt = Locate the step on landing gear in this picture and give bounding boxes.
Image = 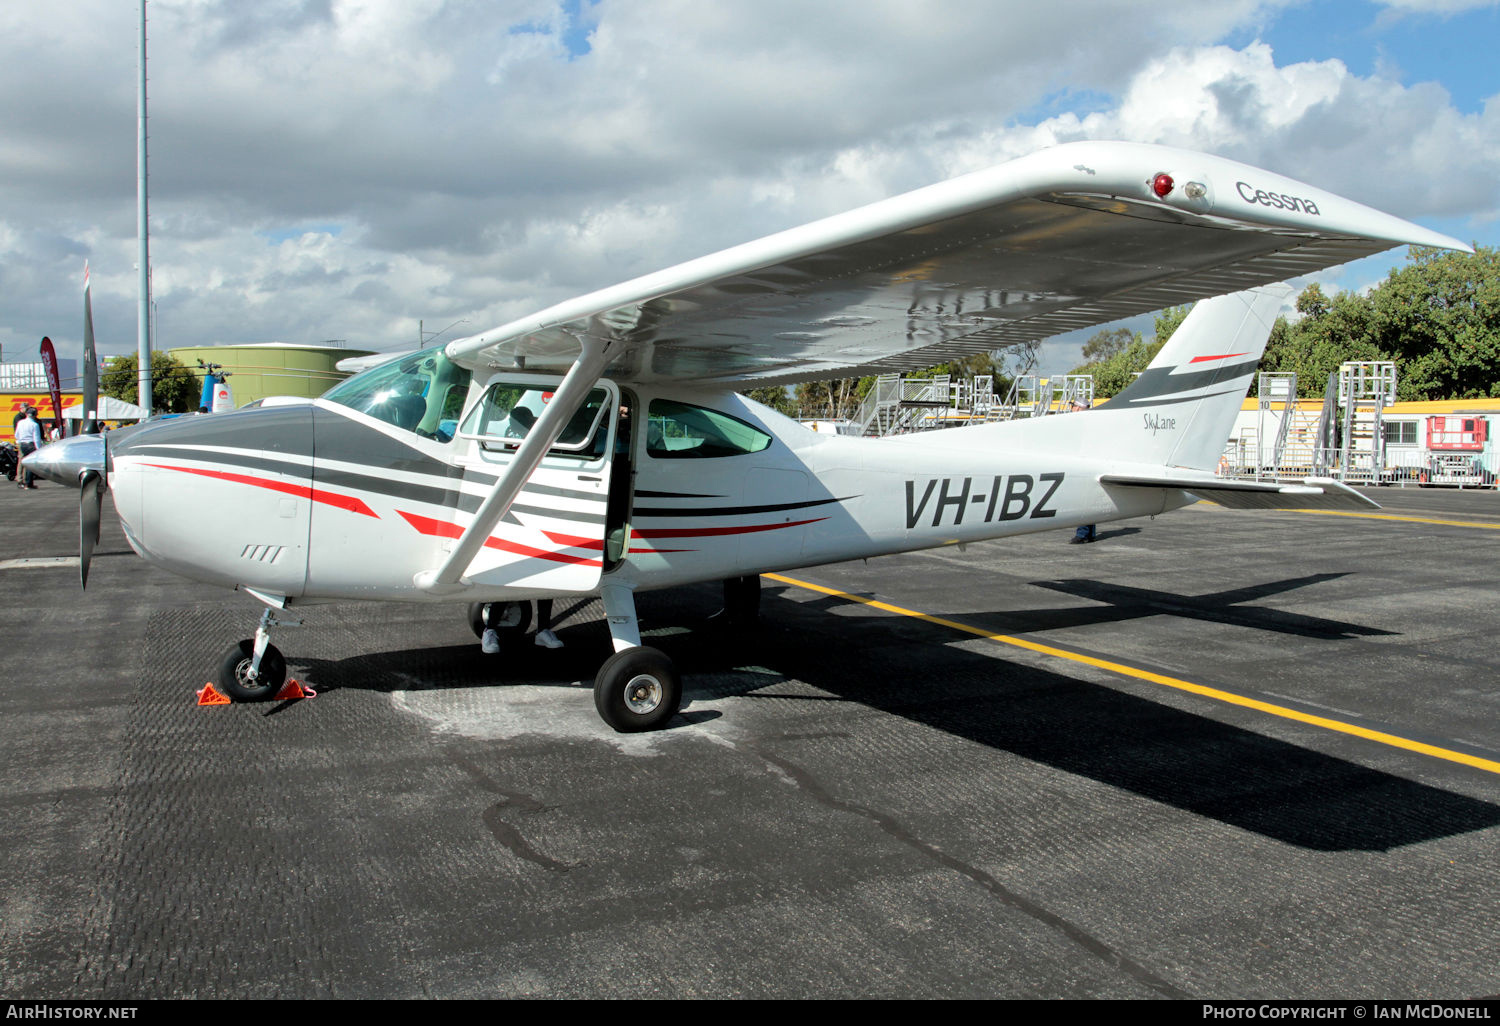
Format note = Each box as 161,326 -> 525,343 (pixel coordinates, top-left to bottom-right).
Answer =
218,608 -> 302,702
594,584 -> 680,733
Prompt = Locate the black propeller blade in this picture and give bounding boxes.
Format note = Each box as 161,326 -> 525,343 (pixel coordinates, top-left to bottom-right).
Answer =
79,469 -> 102,589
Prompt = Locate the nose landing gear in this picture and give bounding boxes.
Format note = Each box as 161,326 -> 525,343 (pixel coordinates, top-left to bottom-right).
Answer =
217,607 -> 301,702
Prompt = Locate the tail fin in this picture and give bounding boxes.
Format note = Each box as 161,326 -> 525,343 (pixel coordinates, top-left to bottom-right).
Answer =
1086,284 -> 1289,470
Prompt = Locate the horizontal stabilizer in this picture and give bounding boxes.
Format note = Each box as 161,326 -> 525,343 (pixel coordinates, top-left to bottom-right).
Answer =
1101,475 -> 1379,511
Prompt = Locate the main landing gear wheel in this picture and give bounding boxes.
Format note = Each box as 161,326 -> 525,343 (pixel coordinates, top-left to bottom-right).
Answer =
218,639 -> 287,702
593,647 -> 681,733
467,601 -> 532,640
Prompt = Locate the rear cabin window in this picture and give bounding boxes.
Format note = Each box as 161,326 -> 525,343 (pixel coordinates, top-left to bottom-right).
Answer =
645,400 -> 772,459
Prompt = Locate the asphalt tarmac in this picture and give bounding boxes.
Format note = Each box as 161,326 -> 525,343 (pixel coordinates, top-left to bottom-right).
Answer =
1,479 -> 1497,999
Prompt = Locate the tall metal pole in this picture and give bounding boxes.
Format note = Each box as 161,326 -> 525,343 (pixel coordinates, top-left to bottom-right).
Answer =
136,0 -> 153,415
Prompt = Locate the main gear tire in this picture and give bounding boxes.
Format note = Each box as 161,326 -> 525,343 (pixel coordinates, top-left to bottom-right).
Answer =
593,647 -> 681,733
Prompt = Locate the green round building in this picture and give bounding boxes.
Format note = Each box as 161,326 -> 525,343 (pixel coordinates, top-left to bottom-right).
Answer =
167,342 -> 377,408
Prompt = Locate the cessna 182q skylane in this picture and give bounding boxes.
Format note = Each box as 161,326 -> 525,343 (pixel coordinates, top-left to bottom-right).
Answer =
28,141 -> 1467,732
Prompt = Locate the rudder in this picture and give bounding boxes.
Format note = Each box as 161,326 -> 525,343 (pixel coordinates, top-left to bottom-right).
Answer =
1088,285 -> 1289,470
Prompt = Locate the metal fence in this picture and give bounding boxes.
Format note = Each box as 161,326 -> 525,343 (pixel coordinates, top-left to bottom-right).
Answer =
1220,443 -> 1498,489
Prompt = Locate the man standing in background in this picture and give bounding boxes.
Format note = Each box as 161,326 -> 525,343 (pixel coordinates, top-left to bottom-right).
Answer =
14,406 -> 43,490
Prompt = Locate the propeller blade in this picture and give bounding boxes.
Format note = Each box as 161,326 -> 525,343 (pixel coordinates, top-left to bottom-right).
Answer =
80,469 -> 101,589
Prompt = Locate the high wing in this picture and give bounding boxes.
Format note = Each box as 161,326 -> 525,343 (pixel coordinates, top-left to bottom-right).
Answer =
446,140 -> 1467,387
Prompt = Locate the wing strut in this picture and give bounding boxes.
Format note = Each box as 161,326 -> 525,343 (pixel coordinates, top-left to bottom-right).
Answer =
416,336 -> 611,595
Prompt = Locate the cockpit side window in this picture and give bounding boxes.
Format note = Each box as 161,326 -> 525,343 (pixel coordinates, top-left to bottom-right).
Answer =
322,346 -> 473,443
458,383 -> 611,458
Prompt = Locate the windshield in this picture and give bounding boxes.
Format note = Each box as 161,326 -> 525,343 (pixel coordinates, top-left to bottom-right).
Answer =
322,346 -> 472,443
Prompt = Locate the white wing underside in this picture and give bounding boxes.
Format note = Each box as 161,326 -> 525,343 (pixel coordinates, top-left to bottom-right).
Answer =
446,141 -> 1466,388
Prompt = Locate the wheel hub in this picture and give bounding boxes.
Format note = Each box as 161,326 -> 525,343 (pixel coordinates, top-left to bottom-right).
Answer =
624,674 -> 662,714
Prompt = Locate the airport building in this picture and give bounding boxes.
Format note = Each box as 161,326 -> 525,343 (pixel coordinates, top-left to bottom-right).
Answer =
167,342 -> 376,407
3,342 -> 379,438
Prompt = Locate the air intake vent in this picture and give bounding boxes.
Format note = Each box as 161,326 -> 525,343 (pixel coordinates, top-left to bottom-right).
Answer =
240,545 -> 285,564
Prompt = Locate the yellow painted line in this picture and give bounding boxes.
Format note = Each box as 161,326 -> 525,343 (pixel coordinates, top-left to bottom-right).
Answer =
764,572 -> 1500,777
1287,509 -> 1500,530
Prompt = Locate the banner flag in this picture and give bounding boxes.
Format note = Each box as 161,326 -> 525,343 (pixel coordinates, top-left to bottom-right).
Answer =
39,337 -> 63,437
82,262 -> 100,434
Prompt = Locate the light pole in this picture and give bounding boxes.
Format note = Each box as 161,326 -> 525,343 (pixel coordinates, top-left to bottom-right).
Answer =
137,0 -> 152,416
419,318 -> 469,350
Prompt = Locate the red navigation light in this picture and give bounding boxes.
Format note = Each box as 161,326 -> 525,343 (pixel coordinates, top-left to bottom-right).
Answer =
1151,173 -> 1174,198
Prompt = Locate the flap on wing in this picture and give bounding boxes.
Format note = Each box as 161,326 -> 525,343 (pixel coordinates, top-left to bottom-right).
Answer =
1101,474 -> 1380,511
447,140 -> 1466,387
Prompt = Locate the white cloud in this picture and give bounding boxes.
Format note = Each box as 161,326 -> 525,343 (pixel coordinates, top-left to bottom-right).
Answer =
1,0 -> 1493,374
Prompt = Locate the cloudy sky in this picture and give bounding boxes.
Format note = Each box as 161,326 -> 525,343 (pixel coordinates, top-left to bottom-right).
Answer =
2,0 -> 1497,382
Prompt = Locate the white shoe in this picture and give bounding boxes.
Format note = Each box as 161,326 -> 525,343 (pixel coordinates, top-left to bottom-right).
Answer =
534,629 -> 563,649
481,628 -> 500,654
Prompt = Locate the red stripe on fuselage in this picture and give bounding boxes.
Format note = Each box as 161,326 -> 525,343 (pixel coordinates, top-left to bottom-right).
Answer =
399,511 -> 602,567
141,462 -> 378,518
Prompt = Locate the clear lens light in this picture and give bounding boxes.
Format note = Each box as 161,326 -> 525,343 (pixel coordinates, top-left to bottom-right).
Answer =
1184,181 -> 1207,199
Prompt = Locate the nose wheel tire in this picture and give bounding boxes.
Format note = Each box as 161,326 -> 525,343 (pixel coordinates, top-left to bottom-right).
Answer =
218,640 -> 287,702
593,647 -> 681,733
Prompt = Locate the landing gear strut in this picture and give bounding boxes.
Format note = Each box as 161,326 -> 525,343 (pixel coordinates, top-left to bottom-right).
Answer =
218,608 -> 300,702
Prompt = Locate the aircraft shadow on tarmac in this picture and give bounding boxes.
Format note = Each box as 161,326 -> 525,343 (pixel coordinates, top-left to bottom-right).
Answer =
290,582 -> 1497,854
1021,573 -> 1396,639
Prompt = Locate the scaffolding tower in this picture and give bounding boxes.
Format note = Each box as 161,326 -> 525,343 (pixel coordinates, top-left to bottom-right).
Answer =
1337,361 -> 1397,481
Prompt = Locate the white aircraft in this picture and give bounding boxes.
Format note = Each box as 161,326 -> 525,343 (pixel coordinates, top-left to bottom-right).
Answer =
29,141 -> 1467,732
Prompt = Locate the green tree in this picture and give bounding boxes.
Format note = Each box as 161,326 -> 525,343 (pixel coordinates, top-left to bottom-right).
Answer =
101,351 -> 199,413
1152,305 -> 1191,346
1082,336 -> 1165,397
794,376 -> 872,419
740,385 -> 797,416
1368,245 -> 1500,400
1080,326 -> 1137,362
1259,284 -> 1380,397
1067,308 -> 1185,397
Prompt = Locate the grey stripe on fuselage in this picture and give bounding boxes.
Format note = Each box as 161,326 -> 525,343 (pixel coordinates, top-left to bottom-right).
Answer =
1105,387 -> 1246,410
115,406 -> 603,520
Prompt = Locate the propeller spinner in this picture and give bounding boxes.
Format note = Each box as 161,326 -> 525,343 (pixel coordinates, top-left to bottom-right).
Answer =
21,433 -> 108,587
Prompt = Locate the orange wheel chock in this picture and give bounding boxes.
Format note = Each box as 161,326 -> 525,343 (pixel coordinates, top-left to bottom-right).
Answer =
196,682 -> 232,706
273,679 -> 316,701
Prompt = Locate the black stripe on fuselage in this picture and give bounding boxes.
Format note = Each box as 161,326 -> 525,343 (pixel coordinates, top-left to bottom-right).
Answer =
635,490 -> 726,499
634,496 -> 854,518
